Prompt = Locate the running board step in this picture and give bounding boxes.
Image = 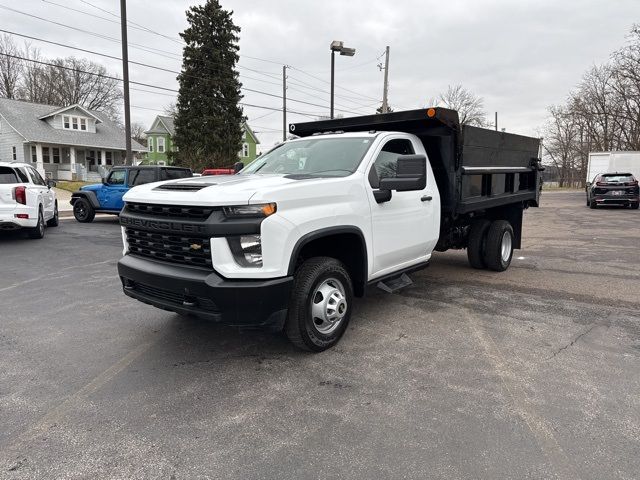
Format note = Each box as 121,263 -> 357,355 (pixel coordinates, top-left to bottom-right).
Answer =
376,273 -> 413,293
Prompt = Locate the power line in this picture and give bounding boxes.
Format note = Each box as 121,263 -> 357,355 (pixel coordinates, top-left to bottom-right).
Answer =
3,4 -> 382,111
0,31 -> 364,116
290,66 -> 381,103
1,52 -> 324,119
0,4 -> 182,60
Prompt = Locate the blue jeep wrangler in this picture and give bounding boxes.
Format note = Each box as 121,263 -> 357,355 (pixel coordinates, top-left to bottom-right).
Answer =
70,166 -> 192,222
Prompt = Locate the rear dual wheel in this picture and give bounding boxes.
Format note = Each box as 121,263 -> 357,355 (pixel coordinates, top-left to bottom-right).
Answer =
467,219 -> 514,272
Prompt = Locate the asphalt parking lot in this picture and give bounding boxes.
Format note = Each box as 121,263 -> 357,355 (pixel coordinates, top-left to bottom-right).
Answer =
0,190 -> 638,480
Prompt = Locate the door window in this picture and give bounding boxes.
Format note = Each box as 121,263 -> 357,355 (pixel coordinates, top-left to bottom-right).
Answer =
369,139 -> 415,188
107,170 -> 126,185
129,169 -> 157,186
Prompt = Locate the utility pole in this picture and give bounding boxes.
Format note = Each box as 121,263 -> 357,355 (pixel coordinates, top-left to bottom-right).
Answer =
119,0 -> 132,164
282,65 -> 287,142
381,46 -> 390,113
494,111 -> 498,131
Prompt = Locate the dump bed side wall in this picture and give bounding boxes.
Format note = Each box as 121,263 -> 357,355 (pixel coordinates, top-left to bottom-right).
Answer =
457,126 -> 541,214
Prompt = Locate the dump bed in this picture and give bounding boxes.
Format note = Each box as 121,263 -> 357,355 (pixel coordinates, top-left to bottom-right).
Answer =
290,108 -> 542,217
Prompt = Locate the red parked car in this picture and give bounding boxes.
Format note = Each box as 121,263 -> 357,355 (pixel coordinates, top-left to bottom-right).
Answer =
201,168 -> 235,176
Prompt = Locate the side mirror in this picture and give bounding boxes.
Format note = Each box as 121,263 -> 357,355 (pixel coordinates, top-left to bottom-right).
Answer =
47,179 -> 56,189
233,161 -> 244,174
102,178 -> 108,185
378,155 -> 427,192
586,182 -> 591,188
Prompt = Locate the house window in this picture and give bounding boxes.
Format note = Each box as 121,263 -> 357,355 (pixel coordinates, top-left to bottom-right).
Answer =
12,146 -> 17,161
242,143 -> 249,158
52,147 -> 60,164
148,138 -> 154,152
31,146 -> 37,163
62,115 -> 89,130
157,137 -> 165,153
106,151 -> 113,165
43,147 -> 50,163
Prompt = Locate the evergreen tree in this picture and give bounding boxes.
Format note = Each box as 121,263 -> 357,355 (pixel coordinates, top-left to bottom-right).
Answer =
173,1 -> 244,170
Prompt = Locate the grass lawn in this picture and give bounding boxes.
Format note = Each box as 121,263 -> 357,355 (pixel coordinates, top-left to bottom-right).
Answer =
55,181 -> 94,192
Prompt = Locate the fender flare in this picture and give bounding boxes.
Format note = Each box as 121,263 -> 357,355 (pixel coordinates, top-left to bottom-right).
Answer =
287,226 -> 368,296
70,190 -> 100,209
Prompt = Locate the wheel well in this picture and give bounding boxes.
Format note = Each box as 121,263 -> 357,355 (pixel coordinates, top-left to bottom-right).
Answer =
292,231 -> 367,297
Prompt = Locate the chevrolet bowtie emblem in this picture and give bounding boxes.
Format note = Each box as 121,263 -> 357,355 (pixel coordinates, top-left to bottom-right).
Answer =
190,243 -> 202,251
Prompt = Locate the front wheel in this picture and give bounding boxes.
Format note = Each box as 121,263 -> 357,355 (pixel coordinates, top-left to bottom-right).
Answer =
285,257 -> 353,352
483,220 -> 514,272
73,198 -> 95,223
631,202 -> 639,210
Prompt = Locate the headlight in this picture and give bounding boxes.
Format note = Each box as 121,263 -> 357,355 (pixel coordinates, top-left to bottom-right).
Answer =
228,234 -> 263,267
223,203 -> 276,218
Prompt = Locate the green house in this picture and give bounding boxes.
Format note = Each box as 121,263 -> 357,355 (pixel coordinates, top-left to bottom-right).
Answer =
144,115 -> 175,165
144,115 -> 260,165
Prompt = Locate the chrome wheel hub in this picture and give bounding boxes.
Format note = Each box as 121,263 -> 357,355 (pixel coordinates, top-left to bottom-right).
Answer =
501,231 -> 512,262
311,277 -> 347,334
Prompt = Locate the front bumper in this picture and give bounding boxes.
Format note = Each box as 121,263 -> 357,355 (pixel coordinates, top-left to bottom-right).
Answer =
117,254 -> 293,328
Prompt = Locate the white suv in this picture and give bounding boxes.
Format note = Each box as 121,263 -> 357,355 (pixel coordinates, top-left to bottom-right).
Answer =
0,162 -> 58,239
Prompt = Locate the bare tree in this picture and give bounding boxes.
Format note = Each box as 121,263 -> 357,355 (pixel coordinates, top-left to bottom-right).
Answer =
48,57 -> 122,120
427,84 -> 488,126
0,35 -> 22,99
163,101 -> 177,117
543,105 -> 581,187
130,122 -> 147,146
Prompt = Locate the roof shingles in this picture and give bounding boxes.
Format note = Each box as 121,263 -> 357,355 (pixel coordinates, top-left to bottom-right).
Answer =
0,98 -> 145,151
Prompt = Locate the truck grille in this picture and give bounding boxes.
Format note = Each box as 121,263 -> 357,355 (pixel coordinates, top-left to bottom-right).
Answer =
125,227 -> 212,268
126,202 -> 215,220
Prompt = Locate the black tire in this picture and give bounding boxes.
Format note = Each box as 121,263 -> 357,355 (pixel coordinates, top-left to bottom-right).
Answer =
631,202 -> 639,210
483,220 -> 514,272
285,257 -> 353,352
27,207 -> 45,239
73,198 -> 95,223
589,198 -> 597,209
467,219 -> 491,269
46,201 -> 59,227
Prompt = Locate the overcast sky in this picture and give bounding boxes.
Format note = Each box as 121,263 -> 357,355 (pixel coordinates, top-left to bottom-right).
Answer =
3,0 -> 639,148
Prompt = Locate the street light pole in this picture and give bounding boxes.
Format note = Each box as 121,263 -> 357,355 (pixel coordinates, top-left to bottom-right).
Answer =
329,40 -> 356,120
330,50 -> 335,119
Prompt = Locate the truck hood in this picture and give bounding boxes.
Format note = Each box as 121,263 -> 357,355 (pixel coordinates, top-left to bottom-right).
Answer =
123,174 -> 311,206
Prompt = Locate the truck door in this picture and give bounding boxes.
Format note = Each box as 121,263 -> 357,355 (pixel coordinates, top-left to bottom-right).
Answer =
98,169 -> 127,210
366,136 -> 440,278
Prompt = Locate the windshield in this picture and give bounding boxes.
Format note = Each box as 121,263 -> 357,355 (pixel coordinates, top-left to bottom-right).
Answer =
240,137 -> 373,177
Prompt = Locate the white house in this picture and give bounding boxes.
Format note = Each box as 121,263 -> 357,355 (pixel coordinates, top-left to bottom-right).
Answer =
0,98 -> 146,181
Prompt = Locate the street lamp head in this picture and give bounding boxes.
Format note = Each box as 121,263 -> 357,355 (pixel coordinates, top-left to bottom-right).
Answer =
330,40 -> 344,51
340,47 -> 356,57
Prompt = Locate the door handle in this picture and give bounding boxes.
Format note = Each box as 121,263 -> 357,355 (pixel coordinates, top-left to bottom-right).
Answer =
421,195 -> 432,202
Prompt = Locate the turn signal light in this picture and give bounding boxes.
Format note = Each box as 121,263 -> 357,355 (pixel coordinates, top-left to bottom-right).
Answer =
426,108 -> 436,118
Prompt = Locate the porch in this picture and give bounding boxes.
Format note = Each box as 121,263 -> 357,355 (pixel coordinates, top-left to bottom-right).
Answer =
31,143 -> 125,181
